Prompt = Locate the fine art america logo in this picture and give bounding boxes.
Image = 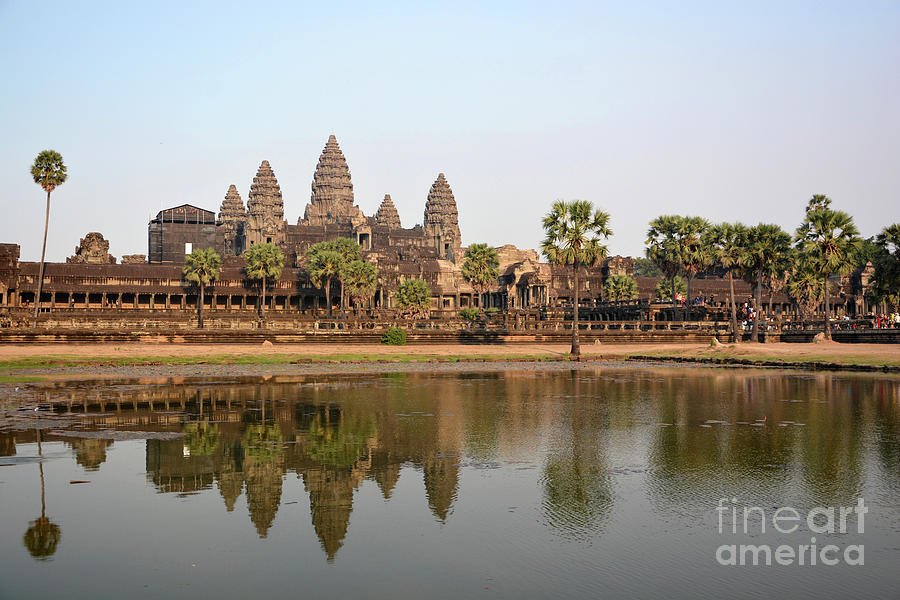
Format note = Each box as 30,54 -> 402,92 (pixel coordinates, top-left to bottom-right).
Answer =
715,497 -> 867,566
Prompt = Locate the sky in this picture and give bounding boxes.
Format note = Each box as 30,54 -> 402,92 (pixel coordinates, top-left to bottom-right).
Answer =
1,1 -> 898,262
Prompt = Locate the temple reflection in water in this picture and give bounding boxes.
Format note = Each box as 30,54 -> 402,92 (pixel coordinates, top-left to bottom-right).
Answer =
2,369 -> 898,562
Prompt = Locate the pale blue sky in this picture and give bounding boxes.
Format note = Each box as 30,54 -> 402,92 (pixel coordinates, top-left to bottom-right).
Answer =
2,1 -> 898,261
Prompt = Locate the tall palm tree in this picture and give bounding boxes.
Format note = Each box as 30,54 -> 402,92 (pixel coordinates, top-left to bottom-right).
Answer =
183,248 -> 222,329
461,243 -> 500,310
245,242 -> 284,323
675,216 -> 710,321
704,222 -> 747,343
306,247 -> 342,316
743,223 -> 792,342
646,215 -> 683,318
542,200 -> 612,358
30,150 -> 67,324
795,195 -> 860,340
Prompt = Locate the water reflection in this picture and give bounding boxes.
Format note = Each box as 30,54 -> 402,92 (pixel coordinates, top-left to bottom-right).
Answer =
540,373 -> 613,540
2,368 -> 899,566
23,431 -> 61,560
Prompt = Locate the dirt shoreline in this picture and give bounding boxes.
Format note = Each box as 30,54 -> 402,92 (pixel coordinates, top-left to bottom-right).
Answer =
0,341 -> 896,378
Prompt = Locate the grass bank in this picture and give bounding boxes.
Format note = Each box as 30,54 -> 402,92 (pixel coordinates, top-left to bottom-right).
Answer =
625,344 -> 900,371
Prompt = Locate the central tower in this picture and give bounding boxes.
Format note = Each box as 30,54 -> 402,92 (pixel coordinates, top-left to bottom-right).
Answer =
302,135 -> 365,227
423,173 -> 462,262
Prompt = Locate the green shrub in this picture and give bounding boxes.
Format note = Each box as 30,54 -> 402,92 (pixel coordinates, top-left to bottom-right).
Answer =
459,307 -> 479,321
396,278 -> 432,318
485,307 -> 500,313
381,327 -> 407,346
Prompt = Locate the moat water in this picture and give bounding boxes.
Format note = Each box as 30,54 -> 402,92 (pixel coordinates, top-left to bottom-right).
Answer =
1,367 -> 898,599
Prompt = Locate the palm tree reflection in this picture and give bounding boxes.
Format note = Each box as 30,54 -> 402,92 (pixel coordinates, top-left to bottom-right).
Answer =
23,429 -> 61,560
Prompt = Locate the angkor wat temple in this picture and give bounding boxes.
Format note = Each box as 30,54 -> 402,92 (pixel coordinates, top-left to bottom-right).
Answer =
0,135 -> 873,331
0,135 -> 635,321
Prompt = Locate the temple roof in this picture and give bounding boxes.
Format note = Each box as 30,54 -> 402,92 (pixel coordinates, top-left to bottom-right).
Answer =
153,204 -> 216,224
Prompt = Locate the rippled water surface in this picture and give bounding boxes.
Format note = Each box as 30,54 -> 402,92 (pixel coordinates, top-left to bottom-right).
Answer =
1,367 -> 898,599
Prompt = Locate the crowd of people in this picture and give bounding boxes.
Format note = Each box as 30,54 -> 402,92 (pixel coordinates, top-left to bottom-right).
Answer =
875,313 -> 900,328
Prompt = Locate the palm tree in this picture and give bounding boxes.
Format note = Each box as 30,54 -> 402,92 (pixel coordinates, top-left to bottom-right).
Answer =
343,259 -> 379,317
676,216 -> 710,321
603,274 -> 638,302
742,223 -> 792,342
704,222 -> 747,343
541,200 -> 612,358
30,150 -> 67,324
183,248 -> 222,329
461,243 -> 500,310
795,195 -> 860,340
646,215 -> 683,318
306,247 -> 342,316
871,224 -> 900,312
244,242 -> 284,323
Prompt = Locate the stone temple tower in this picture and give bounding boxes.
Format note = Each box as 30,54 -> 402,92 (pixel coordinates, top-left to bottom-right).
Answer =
302,135 -> 365,227
217,184 -> 246,256
374,194 -> 401,229
245,160 -> 285,248
423,173 -> 462,262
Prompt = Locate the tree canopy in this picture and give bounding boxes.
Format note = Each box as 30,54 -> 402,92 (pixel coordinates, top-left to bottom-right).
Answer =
461,243 -> 500,301
31,150 -> 67,193
604,274 -> 638,302
396,278 -> 431,318
343,259 -> 379,313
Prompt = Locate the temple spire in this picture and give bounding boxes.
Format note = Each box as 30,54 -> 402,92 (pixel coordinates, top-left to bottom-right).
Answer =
245,160 -> 285,246
375,194 -> 402,229
218,184 -> 247,256
301,135 -> 365,226
423,173 -> 462,261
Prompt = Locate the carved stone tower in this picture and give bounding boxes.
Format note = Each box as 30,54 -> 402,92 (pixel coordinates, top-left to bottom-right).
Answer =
245,160 -> 285,248
423,173 -> 462,261
217,184 -> 247,256
374,194 -> 401,229
302,135 -> 365,227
